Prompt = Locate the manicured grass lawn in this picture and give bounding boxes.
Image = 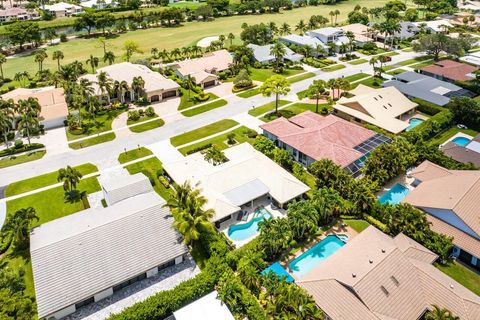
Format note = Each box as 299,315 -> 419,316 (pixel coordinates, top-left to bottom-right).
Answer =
249,67 -> 304,82
248,100 -> 291,117
348,59 -> 368,65
237,87 -> 261,98
170,119 -> 238,147
322,64 -> 346,72
411,60 -> 436,69
379,51 -> 400,57
0,150 -> 46,169
118,147 -> 153,164
352,76 -> 384,89
66,107 -> 128,141
344,219 -> 370,233
387,68 -> 407,76
124,157 -> 172,201
68,132 -> 116,149
288,72 -> 315,83
436,261 -> 480,296
5,163 -> 98,197
181,99 -> 228,117
1,0 -> 392,79
398,56 -> 431,66
260,103 -> 329,122
178,89 -> 219,110
402,47 -> 413,52
430,126 -> 479,145
126,114 -> 158,125
345,72 -> 370,82
130,118 -> 165,133
178,126 -> 257,155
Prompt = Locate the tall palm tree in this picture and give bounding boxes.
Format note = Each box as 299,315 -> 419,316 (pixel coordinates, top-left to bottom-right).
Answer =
103,51 -> 116,65
78,78 -> 95,101
279,22 -> 291,36
270,42 -> 286,72
131,76 -> 145,101
97,71 -> 112,104
0,100 -> 14,148
113,80 -> 129,103
0,53 -> 7,79
85,96 -> 100,121
295,20 -> 307,35
329,11 -> 335,26
425,305 -> 460,320
34,49 -> 48,72
259,75 -> 291,115
227,32 -> 235,46
306,80 -> 327,113
16,98 -> 40,145
2,207 -> 39,251
334,9 -> 340,25
52,50 -> 64,71
57,165 -> 83,195
86,55 -> 99,73
150,47 -> 159,59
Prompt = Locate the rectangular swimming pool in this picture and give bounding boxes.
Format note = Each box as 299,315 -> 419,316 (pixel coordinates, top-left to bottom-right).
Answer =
378,183 -> 410,205
288,235 -> 345,278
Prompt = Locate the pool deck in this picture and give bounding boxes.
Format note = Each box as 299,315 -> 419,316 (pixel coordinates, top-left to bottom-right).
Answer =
402,112 -> 429,123
439,132 -> 475,148
280,223 -> 359,281
376,174 -> 415,200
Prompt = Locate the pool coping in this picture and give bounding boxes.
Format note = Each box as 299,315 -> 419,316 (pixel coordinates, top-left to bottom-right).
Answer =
440,132 -> 475,148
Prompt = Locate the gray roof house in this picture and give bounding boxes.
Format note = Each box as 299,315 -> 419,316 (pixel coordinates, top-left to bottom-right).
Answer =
102,173 -> 153,206
279,34 -> 329,55
247,44 -> 304,63
372,21 -> 418,40
307,27 -> 350,47
30,191 -> 188,320
382,71 -> 474,106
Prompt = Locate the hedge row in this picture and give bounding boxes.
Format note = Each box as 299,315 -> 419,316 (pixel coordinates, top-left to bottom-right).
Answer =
185,143 -> 212,155
411,97 -> 444,116
0,143 -> 44,157
404,110 -> 453,142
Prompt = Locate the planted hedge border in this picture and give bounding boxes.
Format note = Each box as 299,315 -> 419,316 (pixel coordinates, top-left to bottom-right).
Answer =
411,97 -> 444,116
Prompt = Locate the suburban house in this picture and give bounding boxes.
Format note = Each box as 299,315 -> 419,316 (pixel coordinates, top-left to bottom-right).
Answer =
402,160 -> 480,271
0,7 -> 39,22
260,111 -> 391,177
101,173 -> 153,206
163,143 -> 309,227
458,0 -> 480,11
171,49 -> 233,88
30,174 -> 189,320
79,62 -> 180,103
441,134 -> 480,167
372,21 -> 418,42
279,34 -> 329,55
460,51 -> 480,66
43,2 -> 83,17
334,84 -> 418,134
298,226 -> 480,320
2,86 -> 69,129
307,27 -> 349,49
247,43 -> 304,64
382,71 -> 474,106
441,12 -> 480,27
339,23 -> 374,46
413,20 -> 453,33
419,59 -> 478,83
173,291 -> 234,320
79,0 -> 117,9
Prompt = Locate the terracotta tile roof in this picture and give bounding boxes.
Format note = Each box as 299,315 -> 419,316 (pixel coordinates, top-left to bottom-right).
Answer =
298,226 -> 480,320
441,142 -> 480,167
421,60 -> 478,81
260,112 -> 376,167
410,160 -> 453,182
173,49 -> 233,77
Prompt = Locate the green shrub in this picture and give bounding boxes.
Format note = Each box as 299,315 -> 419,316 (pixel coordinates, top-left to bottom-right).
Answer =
14,140 -> 23,149
0,142 -> 44,157
145,106 -> 155,117
60,33 -> 68,42
127,110 -> 140,121
185,143 -> 213,155
411,97 -> 443,116
159,176 -> 169,188
365,215 -> 388,233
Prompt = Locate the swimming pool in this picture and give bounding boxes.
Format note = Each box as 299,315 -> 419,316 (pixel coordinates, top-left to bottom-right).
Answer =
227,207 -> 272,241
452,136 -> 471,147
378,183 -> 410,205
262,262 -> 295,283
406,118 -> 424,131
288,235 -> 345,277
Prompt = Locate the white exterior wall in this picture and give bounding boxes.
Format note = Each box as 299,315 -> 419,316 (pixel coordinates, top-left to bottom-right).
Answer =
94,287 -> 113,302
175,255 -> 184,265
41,117 -> 66,130
46,304 -> 76,320
146,267 -> 159,278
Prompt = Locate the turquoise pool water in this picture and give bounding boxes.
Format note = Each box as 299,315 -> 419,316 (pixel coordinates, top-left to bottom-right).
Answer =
378,183 -> 410,205
228,208 -> 272,241
452,136 -> 471,147
406,118 -> 424,131
288,235 -> 345,277
262,262 -> 295,283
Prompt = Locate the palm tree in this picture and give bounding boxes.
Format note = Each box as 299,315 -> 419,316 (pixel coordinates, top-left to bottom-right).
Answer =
334,9 -> 340,25
34,49 -> 48,72
425,305 -> 460,320
0,53 -> 6,79
16,98 -> 40,145
270,42 -> 286,72
219,34 -> 226,45
150,47 -> 159,59
164,181 -> 214,247
0,100 -> 14,148
190,45 -> 202,57
306,80 -> 327,113
171,48 -> 181,60
259,75 -> 291,115
85,96 -> 100,121
369,56 -> 379,76
97,71 -> 112,104
295,20 -> 307,35
113,80 -> 129,103
103,51 -> 116,65
78,78 -> 95,101
86,55 -> 99,73
130,76 -> 145,101
2,207 -> 39,250
57,165 -> 83,197
329,11 -> 335,26
52,50 -> 64,71
268,22 -> 278,35
227,32 -> 235,46
14,71 -> 30,87
279,22 -> 291,36
181,46 -> 191,58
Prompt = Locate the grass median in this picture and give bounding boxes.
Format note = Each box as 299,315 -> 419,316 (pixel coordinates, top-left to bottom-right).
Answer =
170,119 -> 238,147
0,150 -> 46,169
69,132 -> 116,149
181,99 -> 228,117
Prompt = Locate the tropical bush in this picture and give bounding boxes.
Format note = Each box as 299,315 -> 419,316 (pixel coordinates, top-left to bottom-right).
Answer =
233,69 -> 253,89
127,110 -> 140,122
145,106 -> 155,117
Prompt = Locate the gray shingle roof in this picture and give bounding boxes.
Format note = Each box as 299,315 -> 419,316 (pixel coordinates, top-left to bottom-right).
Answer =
247,44 -> 303,63
30,192 -> 187,318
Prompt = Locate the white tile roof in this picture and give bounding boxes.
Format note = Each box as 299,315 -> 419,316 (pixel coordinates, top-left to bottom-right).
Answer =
173,291 -> 234,320
102,173 -> 154,206
44,2 -> 82,11
30,192 -> 187,318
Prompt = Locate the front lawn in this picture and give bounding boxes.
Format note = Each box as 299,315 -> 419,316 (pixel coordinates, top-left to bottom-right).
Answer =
181,99 -> 228,117
237,87 -> 261,98
68,132 -> 116,149
178,126 -> 257,155
398,56 -> 431,66
352,76 -> 384,89
170,119 -> 239,147
322,64 -> 346,72
178,89 -> 219,110
348,59 -> 368,65
387,68 -> 407,76
118,147 -> 153,164
130,118 -> 165,133
288,72 -> 315,83
248,100 -> 291,117
249,67 -> 304,82
260,103 -> 329,122
5,163 -> 98,197
436,261 -> 480,296
124,157 -> 172,201
344,219 -> 370,233
0,150 -> 46,169
345,72 -> 370,82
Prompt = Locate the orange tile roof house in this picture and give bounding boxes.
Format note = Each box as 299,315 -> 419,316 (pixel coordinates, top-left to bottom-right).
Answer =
402,161 -> 480,271
2,87 -> 69,129
420,59 -> 478,82
298,226 -> 480,320
260,111 -> 391,176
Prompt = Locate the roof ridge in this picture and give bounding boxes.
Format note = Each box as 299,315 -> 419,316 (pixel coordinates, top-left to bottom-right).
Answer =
451,173 -> 480,211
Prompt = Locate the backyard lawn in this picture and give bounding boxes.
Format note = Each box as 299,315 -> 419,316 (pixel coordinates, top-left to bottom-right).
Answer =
118,147 -> 153,164
436,261 -> 480,296
181,99 -> 228,117
124,157 -> 172,201
178,126 -> 257,155
248,100 -> 291,117
0,150 -> 46,169
387,68 -> 407,76
344,219 -> 370,233
170,119 -> 238,146
5,163 -> 98,197
68,132 -> 116,149
352,76 -> 384,89
430,126 -> 479,145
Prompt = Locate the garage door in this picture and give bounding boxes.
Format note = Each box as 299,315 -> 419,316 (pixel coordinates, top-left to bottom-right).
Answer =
150,95 -> 160,102
203,80 -> 216,88
162,90 -> 176,99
